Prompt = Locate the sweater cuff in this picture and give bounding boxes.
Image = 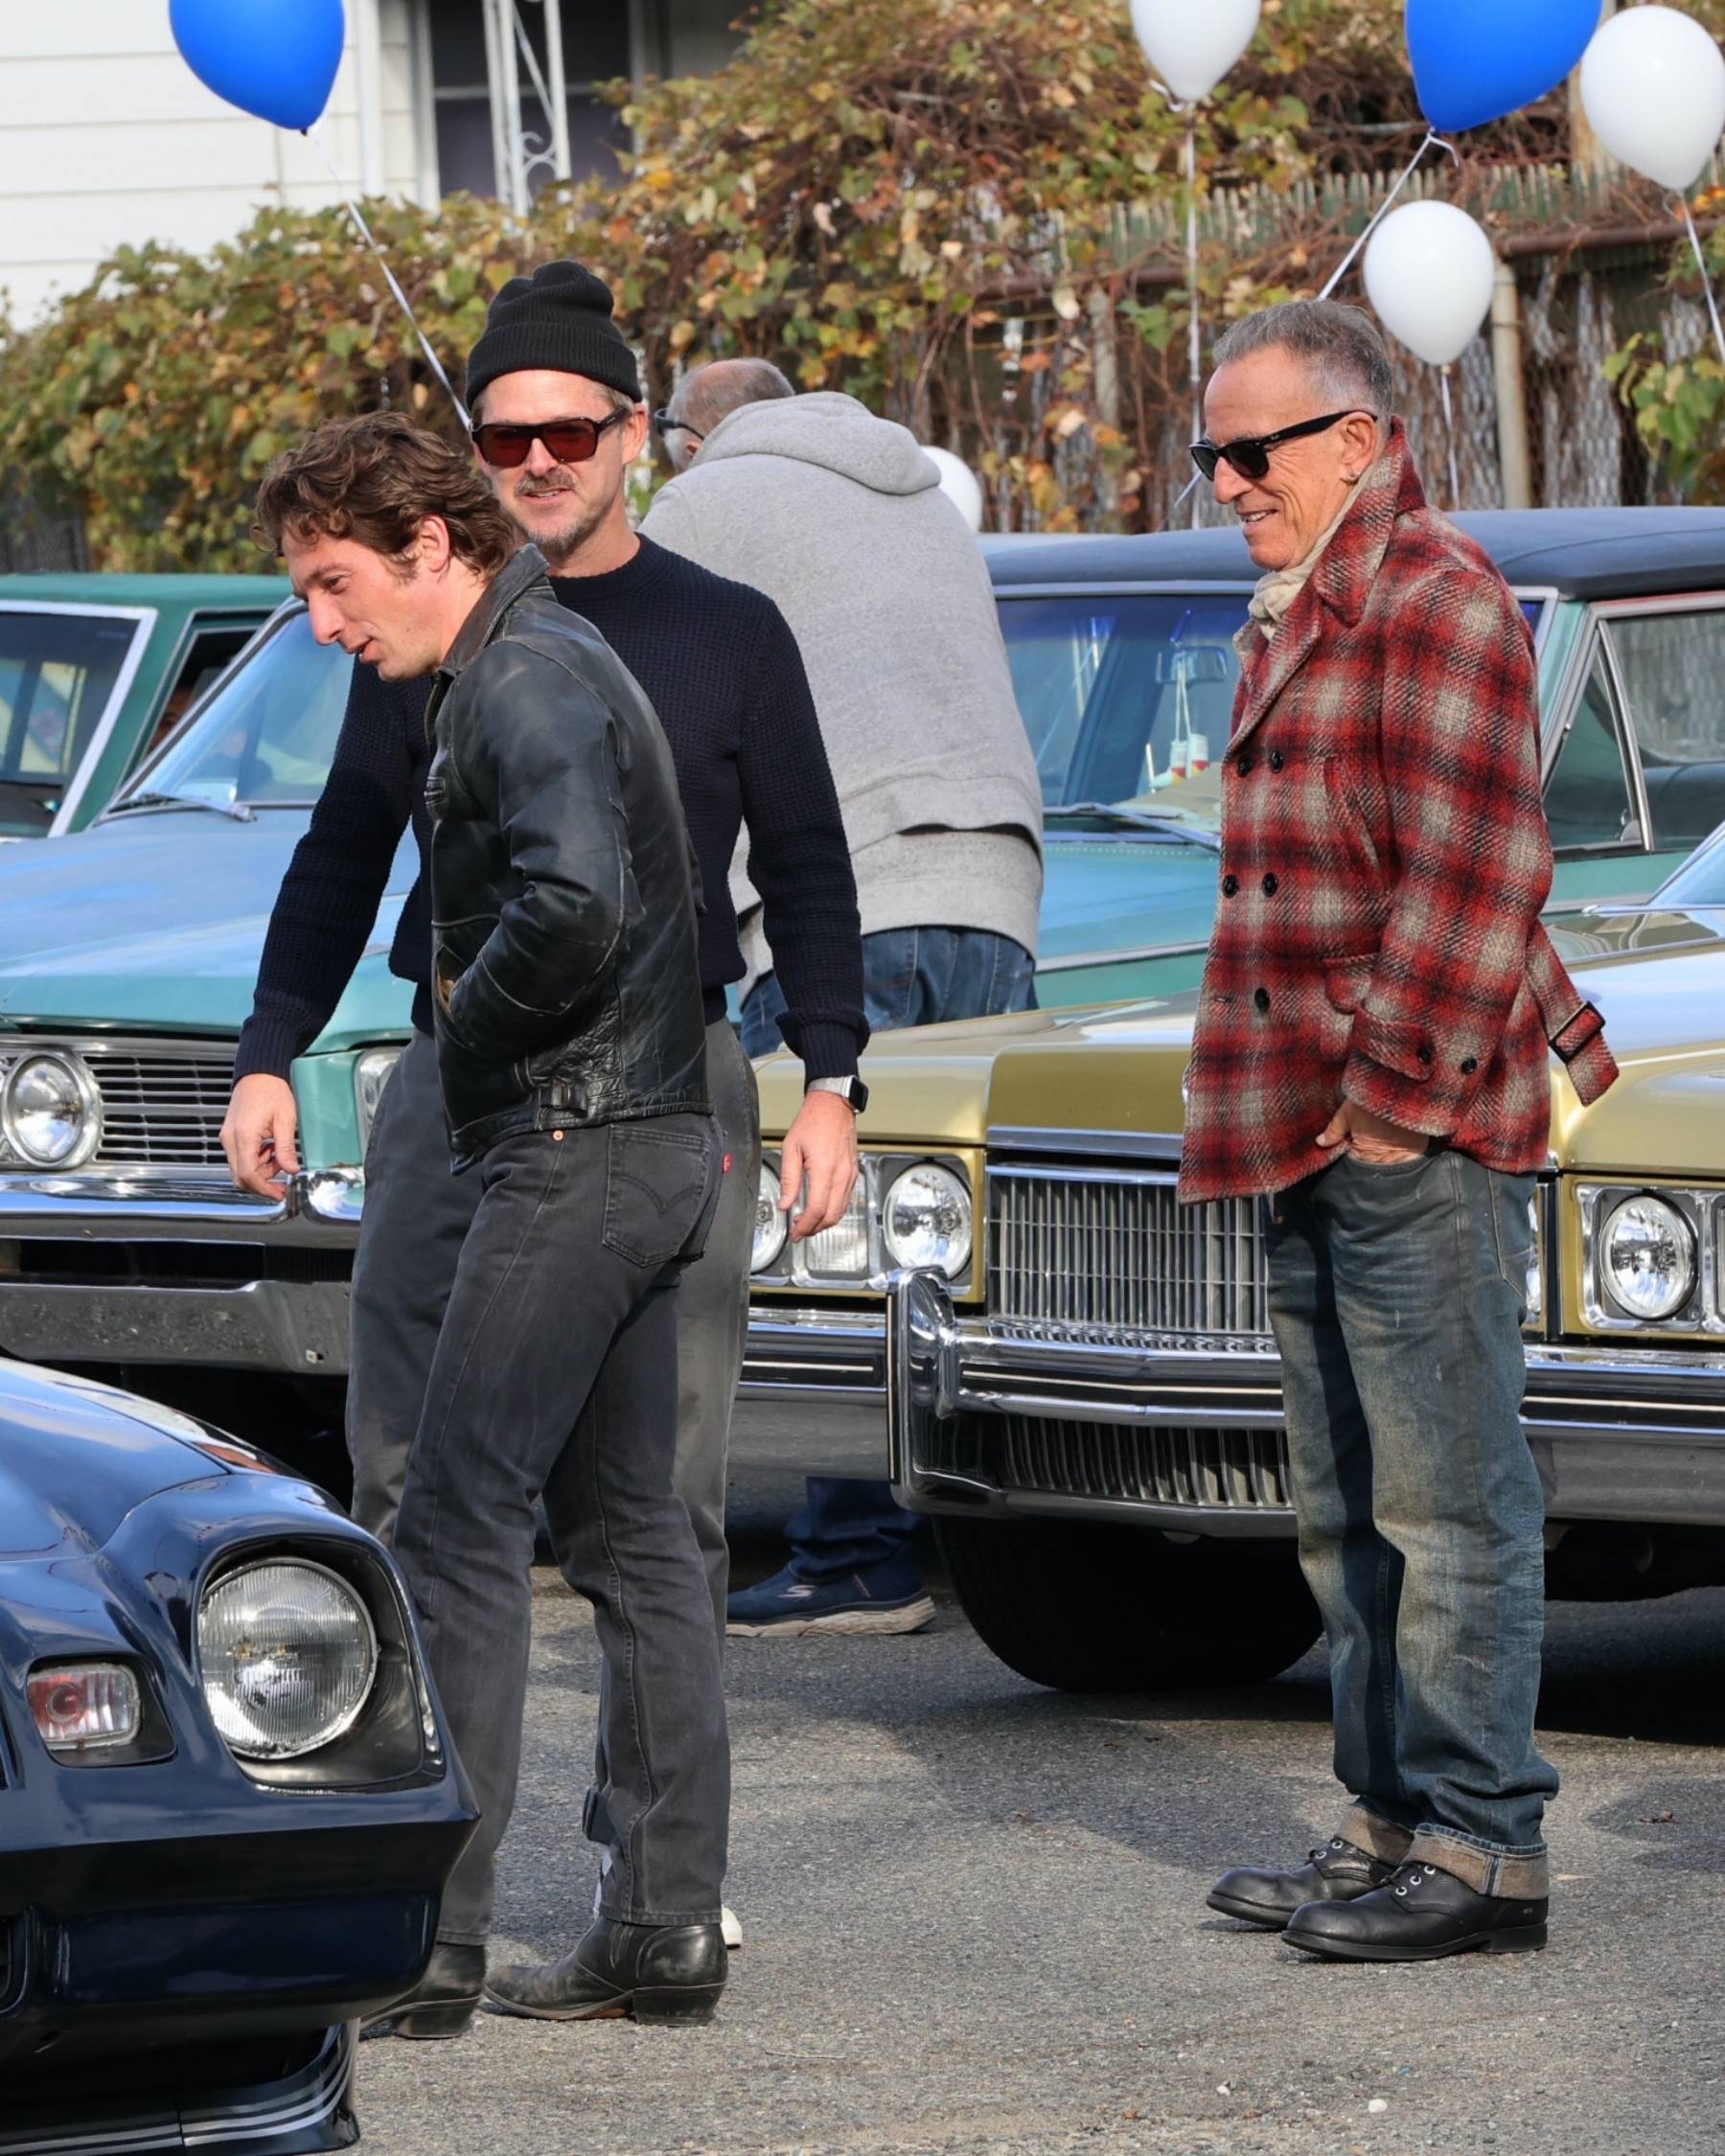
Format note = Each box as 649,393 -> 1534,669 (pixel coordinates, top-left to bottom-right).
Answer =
786,1021 -> 862,1082
232,1015 -> 306,1084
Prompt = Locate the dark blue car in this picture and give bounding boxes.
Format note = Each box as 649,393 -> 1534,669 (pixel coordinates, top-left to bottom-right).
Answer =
0,1359 -> 473,2152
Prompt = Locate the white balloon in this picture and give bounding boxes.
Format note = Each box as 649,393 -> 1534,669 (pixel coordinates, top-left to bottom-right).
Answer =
1579,5 -> 1725,193
1129,0 -> 1261,103
924,447 -> 984,533
1364,201 -> 1497,368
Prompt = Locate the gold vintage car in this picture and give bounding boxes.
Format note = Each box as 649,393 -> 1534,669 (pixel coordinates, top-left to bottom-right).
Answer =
740,834 -> 1725,1695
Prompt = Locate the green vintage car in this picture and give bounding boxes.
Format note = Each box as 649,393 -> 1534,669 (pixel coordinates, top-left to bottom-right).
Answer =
743,830 -> 1725,1694
0,574 -> 287,837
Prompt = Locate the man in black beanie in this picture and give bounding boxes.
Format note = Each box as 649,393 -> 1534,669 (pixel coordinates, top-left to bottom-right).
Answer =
224,262 -> 868,2012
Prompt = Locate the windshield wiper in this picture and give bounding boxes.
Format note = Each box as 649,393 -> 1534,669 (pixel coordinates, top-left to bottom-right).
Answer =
108,790 -> 256,825
1046,802 -> 1221,850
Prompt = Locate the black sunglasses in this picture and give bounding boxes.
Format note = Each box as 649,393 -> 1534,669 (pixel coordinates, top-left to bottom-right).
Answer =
471,409 -> 631,470
1190,409 -> 1374,484
652,407 -> 702,442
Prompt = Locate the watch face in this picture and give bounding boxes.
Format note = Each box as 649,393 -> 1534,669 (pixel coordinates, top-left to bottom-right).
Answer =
849,1077 -> 870,1114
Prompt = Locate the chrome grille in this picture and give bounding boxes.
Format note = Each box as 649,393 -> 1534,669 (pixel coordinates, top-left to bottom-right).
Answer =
92,1049 -> 234,1166
988,1164 -> 1271,1344
925,1411 -> 1292,1511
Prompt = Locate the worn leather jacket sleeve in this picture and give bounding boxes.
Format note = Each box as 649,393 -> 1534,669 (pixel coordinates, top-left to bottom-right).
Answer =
445,642 -> 630,1057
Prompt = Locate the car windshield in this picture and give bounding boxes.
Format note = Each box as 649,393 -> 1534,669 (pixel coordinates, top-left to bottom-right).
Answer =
111,608 -> 349,813
997,592 -> 1249,837
1645,823 -> 1725,909
0,608 -> 143,792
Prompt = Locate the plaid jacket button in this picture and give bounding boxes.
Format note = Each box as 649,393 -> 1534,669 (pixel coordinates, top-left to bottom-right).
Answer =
1268,749 -> 1285,771
1460,1056 -> 1478,1074
1222,875 -> 1239,897
1417,1045 -> 1434,1066
1236,753 -> 1254,777
1254,987 -> 1271,1014
1262,873 -> 1279,896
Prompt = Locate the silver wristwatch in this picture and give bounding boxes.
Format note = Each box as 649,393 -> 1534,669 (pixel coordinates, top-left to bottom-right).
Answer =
807,1074 -> 869,1113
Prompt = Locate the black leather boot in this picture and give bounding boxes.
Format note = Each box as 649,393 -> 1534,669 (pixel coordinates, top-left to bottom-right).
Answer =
360,1940 -> 486,2040
485,1916 -> 726,2026
1283,1860 -> 1549,1961
1208,1838 -> 1399,1929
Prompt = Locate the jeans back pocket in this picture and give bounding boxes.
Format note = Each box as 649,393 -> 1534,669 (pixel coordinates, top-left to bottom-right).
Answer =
602,1121 -> 717,1271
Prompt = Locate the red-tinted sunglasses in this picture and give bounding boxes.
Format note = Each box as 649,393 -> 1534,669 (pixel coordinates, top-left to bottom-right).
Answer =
471,409 -> 630,470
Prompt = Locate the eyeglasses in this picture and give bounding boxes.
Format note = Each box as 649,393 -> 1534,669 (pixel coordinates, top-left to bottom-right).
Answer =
471,409 -> 631,470
1189,409 -> 1374,484
652,408 -> 702,443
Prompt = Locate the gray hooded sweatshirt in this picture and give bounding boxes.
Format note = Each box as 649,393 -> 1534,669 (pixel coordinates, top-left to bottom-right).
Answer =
641,392 -> 1044,998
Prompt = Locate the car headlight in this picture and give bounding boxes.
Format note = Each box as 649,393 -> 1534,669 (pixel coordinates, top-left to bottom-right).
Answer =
1,1051 -> 100,1168
198,1558 -> 379,1760
1602,1194 -> 1696,1322
354,1045 -> 404,1150
882,1162 -> 973,1277
751,1162 -> 788,1273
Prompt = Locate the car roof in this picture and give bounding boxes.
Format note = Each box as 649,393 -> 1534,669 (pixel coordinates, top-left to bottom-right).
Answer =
0,571 -> 288,608
983,508 -> 1725,601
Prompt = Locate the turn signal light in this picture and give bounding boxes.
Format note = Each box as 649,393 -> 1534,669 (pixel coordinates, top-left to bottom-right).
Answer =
27,1663 -> 141,1755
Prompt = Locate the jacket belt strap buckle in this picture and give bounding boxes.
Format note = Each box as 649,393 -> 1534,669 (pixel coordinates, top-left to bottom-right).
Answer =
1550,1001 -> 1605,1065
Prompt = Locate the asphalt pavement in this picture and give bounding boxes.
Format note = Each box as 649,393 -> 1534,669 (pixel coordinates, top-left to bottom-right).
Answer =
358,1474 -> 1725,2156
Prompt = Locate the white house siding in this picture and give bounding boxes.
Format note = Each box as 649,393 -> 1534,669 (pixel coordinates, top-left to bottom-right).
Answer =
0,0 -> 426,328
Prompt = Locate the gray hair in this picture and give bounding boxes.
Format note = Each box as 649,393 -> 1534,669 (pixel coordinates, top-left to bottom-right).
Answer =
1209,302 -> 1394,420
668,357 -> 795,438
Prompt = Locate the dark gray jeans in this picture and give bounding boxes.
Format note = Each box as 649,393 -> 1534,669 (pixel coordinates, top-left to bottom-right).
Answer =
1265,1148 -> 1555,1901
392,1112 -> 729,1944
347,1019 -> 760,1627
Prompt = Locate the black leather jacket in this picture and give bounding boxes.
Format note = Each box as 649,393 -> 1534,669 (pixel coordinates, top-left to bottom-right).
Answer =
424,547 -> 710,1167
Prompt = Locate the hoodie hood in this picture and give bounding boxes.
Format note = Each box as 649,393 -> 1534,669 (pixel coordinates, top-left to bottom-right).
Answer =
693,392 -> 941,498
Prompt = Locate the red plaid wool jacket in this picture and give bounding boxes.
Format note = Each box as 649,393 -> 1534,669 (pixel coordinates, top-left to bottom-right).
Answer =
1178,425 -> 1616,1207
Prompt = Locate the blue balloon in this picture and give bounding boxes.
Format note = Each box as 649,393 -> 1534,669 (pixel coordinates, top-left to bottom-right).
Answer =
1406,0 -> 1600,135
171,0 -> 346,132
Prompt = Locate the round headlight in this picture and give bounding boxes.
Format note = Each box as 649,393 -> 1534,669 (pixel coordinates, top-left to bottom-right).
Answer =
882,1162 -> 973,1277
751,1162 -> 787,1273
1603,1194 -> 1696,1322
2,1052 -> 99,1167
198,1559 -> 378,1760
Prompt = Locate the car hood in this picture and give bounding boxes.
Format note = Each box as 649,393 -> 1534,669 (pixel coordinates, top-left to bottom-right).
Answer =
0,1361 -> 246,1559
0,811 -> 416,1041
1038,831 -> 1220,969
758,906 -> 1725,1178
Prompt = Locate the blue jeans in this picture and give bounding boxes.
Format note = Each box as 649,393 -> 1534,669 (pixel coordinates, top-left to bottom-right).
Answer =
1265,1148 -> 1554,1899
742,928 -> 1037,1584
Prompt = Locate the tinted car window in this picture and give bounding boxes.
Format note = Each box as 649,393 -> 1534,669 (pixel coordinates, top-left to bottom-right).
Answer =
997,593 -> 1247,817
1544,650 -> 1640,853
120,610 -> 349,810
1606,609 -> 1725,853
0,609 -> 141,785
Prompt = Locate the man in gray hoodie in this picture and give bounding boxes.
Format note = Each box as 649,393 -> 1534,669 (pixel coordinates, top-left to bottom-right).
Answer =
645,370 -> 1045,1638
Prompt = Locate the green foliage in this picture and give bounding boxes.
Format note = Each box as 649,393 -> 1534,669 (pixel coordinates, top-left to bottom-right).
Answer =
13,0 -> 1725,558
1604,198 -> 1725,505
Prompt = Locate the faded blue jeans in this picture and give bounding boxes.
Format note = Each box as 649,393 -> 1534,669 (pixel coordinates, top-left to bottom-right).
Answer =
742,927 -> 1037,1583
1265,1147 -> 1555,1900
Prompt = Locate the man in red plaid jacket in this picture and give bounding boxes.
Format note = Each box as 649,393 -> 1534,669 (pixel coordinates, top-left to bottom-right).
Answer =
1182,303 -> 1616,1964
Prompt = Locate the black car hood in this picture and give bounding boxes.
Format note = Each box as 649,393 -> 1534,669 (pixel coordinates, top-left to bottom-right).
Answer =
0,1361 -> 236,1560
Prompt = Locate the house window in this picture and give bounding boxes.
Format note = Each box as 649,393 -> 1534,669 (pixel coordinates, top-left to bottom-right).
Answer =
425,0 -> 632,200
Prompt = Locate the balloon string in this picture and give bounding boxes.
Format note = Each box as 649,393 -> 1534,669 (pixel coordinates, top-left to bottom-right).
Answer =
1184,104 -> 1202,531
306,125 -> 471,429
1439,364 -> 1460,512
1319,129 -> 1458,301
1679,196 -> 1725,373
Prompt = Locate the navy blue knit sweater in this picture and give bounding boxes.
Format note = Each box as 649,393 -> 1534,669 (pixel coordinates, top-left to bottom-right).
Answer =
234,539 -> 866,1082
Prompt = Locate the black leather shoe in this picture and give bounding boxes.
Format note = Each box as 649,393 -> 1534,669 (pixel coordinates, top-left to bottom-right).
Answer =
1207,1838 -> 1398,1929
485,1916 -> 726,2026
1283,1860 -> 1549,1962
360,1941 -> 486,2041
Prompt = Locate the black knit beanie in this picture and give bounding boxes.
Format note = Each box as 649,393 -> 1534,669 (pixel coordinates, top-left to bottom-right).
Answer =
464,261 -> 641,411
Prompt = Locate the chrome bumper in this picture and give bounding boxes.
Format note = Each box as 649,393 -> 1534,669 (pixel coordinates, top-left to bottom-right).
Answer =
886,1271 -> 1725,1533
729,1307 -> 890,1479
0,1168 -> 362,1375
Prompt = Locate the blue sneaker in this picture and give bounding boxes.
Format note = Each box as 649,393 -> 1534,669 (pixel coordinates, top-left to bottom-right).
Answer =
725,1564 -> 935,1638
